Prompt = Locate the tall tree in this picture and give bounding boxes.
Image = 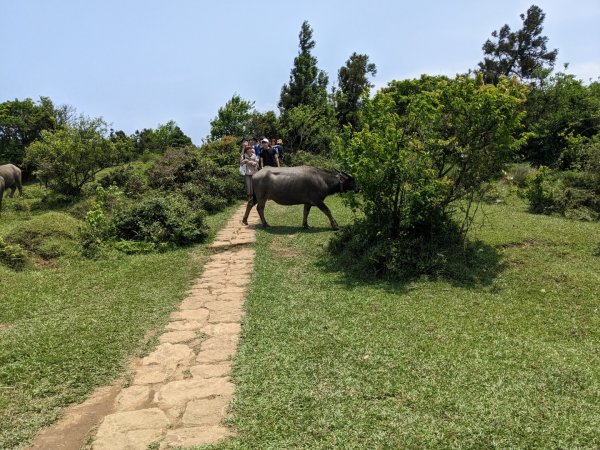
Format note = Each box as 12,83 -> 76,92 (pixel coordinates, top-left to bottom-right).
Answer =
334,52 -> 377,129
0,97 -> 59,168
478,5 -> 558,85
279,21 -> 329,112
209,94 -> 254,141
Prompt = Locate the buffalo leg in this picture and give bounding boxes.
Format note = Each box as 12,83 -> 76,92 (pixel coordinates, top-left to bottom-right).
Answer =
302,204 -> 312,228
316,202 -> 339,230
257,200 -> 269,227
9,186 -> 16,198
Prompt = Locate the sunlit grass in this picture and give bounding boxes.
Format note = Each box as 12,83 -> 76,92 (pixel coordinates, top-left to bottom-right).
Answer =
212,195 -> 600,449
0,193 -> 237,448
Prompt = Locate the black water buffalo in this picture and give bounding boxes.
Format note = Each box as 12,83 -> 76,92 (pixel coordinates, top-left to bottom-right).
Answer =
0,164 -> 23,212
243,166 -> 358,229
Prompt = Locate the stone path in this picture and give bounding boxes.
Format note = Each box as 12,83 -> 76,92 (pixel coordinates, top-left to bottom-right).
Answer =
92,205 -> 258,450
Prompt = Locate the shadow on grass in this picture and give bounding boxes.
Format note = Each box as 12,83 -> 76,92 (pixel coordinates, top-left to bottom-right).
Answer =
260,225 -> 336,235
316,232 -> 506,294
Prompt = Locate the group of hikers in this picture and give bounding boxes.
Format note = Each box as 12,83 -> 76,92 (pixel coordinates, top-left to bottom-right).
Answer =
239,137 -> 284,225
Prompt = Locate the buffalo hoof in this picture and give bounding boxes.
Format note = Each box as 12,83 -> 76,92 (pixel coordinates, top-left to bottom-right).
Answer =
262,223 -> 269,228
332,226 -> 339,231
241,219 -> 248,225
302,224 -> 310,229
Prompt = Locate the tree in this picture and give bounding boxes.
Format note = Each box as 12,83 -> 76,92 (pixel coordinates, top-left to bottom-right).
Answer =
279,21 -> 329,112
280,104 -> 337,153
334,53 -> 377,129
246,110 -> 280,140
478,5 -> 558,85
334,75 -> 528,277
25,116 -> 125,195
0,97 -> 59,168
209,94 -> 254,141
132,120 -> 192,154
523,72 -> 600,166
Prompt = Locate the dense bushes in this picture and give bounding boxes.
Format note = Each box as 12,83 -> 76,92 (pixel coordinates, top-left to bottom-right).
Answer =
147,143 -> 243,212
80,141 -> 242,256
524,166 -> 600,220
333,75 -> 527,279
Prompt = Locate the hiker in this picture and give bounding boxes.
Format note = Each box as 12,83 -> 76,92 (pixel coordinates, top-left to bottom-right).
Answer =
274,138 -> 284,161
241,145 -> 259,225
259,138 -> 280,169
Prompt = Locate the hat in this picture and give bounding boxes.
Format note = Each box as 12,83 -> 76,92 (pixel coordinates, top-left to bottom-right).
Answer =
261,138 -> 269,143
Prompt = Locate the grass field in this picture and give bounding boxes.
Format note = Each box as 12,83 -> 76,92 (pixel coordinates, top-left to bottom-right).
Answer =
0,189 -> 237,449
212,195 -> 600,449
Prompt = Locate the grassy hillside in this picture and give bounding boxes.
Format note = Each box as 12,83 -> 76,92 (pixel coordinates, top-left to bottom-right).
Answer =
0,187 -> 237,448
215,195 -> 600,448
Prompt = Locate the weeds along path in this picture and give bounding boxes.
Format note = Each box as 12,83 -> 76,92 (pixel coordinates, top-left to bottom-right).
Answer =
30,205 -> 258,450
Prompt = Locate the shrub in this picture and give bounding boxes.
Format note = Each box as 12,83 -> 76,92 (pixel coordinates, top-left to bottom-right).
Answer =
524,167 -> 600,219
0,237 -> 28,270
112,194 -> 207,246
525,166 -> 557,213
98,166 -> 146,196
334,75 -> 528,279
147,145 -> 243,212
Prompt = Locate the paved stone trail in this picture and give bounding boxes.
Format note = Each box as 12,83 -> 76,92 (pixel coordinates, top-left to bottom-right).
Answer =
92,205 -> 258,449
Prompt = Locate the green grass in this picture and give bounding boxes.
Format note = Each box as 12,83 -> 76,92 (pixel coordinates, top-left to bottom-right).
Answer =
0,189 -> 238,449
210,195 -> 600,449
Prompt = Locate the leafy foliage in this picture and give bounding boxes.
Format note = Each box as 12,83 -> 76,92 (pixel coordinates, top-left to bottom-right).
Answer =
0,97 -> 59,170
209,94 -> 255,141
523,73 -> 600,166
280,104 -> 337,154
279,21 -> 329,112
334,75 -> 527,278
246,110 -> 280,141
147,142 -> 243,212
478,5 -> 558,85
25,116 -> 126,195
334,52 -> 377,129
131,120 -> 192,155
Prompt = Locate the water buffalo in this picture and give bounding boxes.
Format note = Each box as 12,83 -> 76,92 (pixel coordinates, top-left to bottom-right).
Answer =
0,164 -> 23,212
243,166 -> 358,229
0,176 -> 4,212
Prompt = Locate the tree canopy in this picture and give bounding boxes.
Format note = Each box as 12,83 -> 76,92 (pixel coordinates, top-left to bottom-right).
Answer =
478,4 -> 558,85
279,21 -> 329,112
0,97 -> 59,168
334,52 -> 377,129
209,94 -> 255,141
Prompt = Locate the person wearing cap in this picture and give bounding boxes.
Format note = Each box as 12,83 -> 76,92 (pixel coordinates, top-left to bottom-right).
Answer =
259,138 -> 280,169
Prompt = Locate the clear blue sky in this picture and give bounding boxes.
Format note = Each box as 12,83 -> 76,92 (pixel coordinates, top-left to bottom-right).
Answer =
2,0 -> 599,144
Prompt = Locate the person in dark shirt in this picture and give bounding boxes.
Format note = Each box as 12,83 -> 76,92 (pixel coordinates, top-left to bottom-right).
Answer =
259,138 -> 280,168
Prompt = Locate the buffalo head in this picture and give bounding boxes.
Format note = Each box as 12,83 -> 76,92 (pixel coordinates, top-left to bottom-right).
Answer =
336,170 -> 359,193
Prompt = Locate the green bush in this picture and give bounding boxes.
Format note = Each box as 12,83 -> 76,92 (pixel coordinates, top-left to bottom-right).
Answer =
525,166 -> 557,213
524,167 -> 600,219
112,194 -> 207,246
147,145 -> 243,212
329,218 -> 491,281
98,165 -> 146,196
6,212 -> 81,260
0,237 -> 28,270
333,75 -> 527,279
